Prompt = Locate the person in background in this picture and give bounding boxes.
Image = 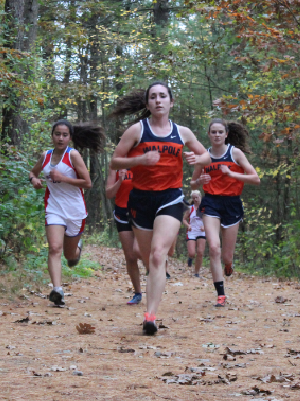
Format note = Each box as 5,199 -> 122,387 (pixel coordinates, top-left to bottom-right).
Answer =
190,118 -> 260,307
183,190 -> 206,277
110,81 -> 210,334
106,167 -> 142,305
29,120 -> 104,306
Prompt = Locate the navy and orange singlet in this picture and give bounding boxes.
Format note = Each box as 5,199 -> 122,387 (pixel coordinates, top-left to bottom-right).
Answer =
203,144 -> 244,196
115,170 -> 133,208
128,119 -> 184,191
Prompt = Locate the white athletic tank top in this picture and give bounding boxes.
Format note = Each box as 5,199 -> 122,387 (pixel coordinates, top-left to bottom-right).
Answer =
42,147 -> 87,220
188,205 -> 205,237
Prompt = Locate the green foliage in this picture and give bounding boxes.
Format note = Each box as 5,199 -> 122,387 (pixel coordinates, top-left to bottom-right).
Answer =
62,255 -> 102,278
236,200 -> 300,279
86,224 -> 121,249
2,0 -> 300,280
0,145 -> 45,257
23,249 -> 101,283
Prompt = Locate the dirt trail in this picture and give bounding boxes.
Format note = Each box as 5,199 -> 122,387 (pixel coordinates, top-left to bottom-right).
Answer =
1,245 -> 300,400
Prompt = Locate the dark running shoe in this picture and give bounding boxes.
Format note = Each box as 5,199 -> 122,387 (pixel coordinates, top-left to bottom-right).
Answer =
224,263 -> 233,277
127,293 -> 142,305
67,239 -> 83,267
194,273 -> 200,278
215,295 -> 226,307
49,289 -> 65,307
143,312 -> 158,335
166,272 -> 171,279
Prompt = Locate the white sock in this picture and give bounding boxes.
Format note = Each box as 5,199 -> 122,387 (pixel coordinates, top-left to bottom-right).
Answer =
53,286 -> 63,292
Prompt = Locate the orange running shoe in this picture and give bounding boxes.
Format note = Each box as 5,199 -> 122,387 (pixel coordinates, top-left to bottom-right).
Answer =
215,295 -> 226,307
143,312 -> 158,335
224,263 -> 233,277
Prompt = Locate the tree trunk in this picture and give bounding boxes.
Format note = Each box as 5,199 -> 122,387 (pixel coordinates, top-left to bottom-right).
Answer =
1,0 -> 38,145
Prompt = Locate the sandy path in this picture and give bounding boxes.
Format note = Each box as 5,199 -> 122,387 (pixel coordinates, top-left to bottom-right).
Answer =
0,245 -> 299,400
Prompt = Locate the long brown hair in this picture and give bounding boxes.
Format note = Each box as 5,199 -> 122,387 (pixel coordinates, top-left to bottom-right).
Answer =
110,81 -> 173,124
51,120 -> 105,153
208,118 -> 250,153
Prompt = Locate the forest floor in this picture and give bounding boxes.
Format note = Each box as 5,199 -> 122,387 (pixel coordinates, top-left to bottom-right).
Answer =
1,245 -> 300,401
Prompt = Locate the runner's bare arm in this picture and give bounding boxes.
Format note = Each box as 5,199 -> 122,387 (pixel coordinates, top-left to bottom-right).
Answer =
220,148 -> 260,185
29,152 -> 46,189
190,166 -> 211,189
179,126 -> 211,167
51,150 -> 91,189
106,168 -> 126,199
111,124 -> 160,170
183,209 -> 192,231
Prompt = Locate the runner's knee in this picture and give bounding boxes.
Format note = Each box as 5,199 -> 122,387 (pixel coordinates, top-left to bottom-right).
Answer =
209,243 -> 221,259
49,244 -> 63,257
151,246 -> 167,268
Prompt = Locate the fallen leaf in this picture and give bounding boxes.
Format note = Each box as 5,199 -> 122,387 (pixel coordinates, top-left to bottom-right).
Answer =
14,317 -> 30,324
118,347 -> 135,353
76,323 -> 95,335
275,296 -> 287,303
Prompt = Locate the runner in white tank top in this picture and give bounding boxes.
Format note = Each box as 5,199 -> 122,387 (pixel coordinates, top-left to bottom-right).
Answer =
29,120 -> 104,307
183,190 -> 206,277
43,146 -> 87,221
186,204 -> 205,240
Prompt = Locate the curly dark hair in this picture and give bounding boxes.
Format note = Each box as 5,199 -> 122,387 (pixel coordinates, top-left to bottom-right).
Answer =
208,118 -> 250,153
51,120 -> 105,153
110,81 -> 173,124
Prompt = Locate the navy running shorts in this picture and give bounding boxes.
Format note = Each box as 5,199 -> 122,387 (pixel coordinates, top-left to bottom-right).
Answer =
114,205 -> 132,233
200,194 -> 244,228
128,188 -> 184,230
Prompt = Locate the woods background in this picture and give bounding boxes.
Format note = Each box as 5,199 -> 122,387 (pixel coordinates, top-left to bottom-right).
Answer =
1,0 -> 300,278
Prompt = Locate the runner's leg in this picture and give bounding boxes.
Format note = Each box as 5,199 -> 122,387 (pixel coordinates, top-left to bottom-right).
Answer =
118,230 -> 141,294
221,223 -> 239,275
63,234 -> 82,261
195,238 -> 206,275
203,216 -> 223,282
187,240 -> 196,270
132,228 -> 153,272
46,225 -> 65,287
147,215 -> 180,314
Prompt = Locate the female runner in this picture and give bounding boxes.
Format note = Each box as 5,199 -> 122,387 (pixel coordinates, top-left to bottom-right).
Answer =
190,118 -> 260,307
106,167 -> 142,304
183,190 -> 206,277
110,81 -> 210,334
29,120 -> 104,306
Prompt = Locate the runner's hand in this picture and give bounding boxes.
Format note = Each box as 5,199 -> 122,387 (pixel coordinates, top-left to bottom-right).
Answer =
184,152 -> 206,165
220,165 -> 231,176
50,169 -> 64,182
32,178 -> 45,189
142,150 -> 160,166
197,173 -> 211,185
184,151 -> 197,165
118,169 -> 127,181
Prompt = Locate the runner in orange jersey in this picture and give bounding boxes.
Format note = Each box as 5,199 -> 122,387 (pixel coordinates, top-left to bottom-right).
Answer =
106,168 -> 142,305
110,81 -> 211,334
190,118 -> 260,307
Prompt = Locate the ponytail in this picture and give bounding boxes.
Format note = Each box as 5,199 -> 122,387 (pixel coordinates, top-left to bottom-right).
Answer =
110,81 -> 173,124
72,124 -> 105,153
110,89 -> 150,123
226,122 -> 250,153
208,118 -> 250,153
51,120 -> 105,153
